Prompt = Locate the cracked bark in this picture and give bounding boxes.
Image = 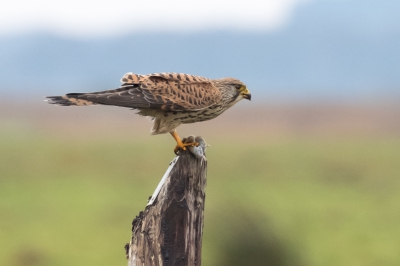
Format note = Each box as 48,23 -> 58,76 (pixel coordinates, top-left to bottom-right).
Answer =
125,136 -> 207,266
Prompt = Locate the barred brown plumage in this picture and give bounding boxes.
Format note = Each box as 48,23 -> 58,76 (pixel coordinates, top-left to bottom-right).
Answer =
46,72 -> 251,153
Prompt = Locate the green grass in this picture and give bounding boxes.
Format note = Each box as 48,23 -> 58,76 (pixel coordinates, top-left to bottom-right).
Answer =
1,131 -> 400,265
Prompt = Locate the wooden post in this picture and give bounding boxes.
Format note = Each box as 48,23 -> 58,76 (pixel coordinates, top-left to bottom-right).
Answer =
125,136 -> 207,266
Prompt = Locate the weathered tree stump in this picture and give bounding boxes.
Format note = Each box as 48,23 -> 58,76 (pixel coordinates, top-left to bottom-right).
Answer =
125,136 -> 208,266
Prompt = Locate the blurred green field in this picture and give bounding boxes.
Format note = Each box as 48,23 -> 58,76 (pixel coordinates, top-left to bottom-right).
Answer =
1,129 -> 400,266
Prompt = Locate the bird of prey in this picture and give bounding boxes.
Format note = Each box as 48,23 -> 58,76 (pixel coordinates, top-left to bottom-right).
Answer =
46,72 -> 251,153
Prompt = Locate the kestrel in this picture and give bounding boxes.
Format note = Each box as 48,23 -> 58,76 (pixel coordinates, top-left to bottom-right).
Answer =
46,73 -> 251,153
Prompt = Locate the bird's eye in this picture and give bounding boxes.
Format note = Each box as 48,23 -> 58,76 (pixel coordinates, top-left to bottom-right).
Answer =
235,85 -> 242,90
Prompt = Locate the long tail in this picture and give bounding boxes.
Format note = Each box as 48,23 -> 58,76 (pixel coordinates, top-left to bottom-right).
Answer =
45,93 -> 95,106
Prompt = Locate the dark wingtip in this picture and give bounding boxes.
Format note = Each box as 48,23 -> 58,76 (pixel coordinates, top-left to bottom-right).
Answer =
45,96 -> 72,106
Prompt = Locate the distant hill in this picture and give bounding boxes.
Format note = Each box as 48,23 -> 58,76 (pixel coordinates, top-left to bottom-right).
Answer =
0,0 -> 399,101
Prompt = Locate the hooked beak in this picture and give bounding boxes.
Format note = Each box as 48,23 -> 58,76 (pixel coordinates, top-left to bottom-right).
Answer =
242,92 -> 251,101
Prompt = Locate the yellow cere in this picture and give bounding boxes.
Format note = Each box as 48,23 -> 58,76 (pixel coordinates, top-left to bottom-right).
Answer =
241,86 -> 250,94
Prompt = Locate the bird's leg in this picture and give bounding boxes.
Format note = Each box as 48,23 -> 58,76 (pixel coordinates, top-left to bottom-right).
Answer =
170,130 -> 199,154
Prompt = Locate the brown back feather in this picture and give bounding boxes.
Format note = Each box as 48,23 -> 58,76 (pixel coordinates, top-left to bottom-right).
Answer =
119,72 -> 222,111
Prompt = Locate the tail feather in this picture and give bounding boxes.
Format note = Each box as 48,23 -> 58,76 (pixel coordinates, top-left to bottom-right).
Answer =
45,94 -> 95,106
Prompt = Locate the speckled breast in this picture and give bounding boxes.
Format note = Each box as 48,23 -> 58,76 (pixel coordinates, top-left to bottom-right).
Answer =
166,105 -> 226,124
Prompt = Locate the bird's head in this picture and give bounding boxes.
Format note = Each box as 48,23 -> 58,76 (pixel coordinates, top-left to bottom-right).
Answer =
215,78 -> 251,104
235,83 -> 251,101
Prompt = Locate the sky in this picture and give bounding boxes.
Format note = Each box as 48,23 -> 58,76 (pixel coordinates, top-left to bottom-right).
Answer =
0,0 -> 399,102
1,0 -> 310,38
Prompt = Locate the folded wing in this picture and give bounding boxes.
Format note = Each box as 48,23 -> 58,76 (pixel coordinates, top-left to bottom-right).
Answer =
47,72 -> 222,111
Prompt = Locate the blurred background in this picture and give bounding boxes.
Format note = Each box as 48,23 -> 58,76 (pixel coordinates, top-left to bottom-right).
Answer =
1,0 -> 400,265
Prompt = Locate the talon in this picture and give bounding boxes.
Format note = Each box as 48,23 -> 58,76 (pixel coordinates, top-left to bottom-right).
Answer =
174,142 -> 196,154
174,145 -> 180,155
170,131 -> 201,154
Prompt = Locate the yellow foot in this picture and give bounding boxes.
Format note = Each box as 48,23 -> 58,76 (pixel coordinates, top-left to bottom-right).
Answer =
174,141 -> 199,155
170,131 -> 200,155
